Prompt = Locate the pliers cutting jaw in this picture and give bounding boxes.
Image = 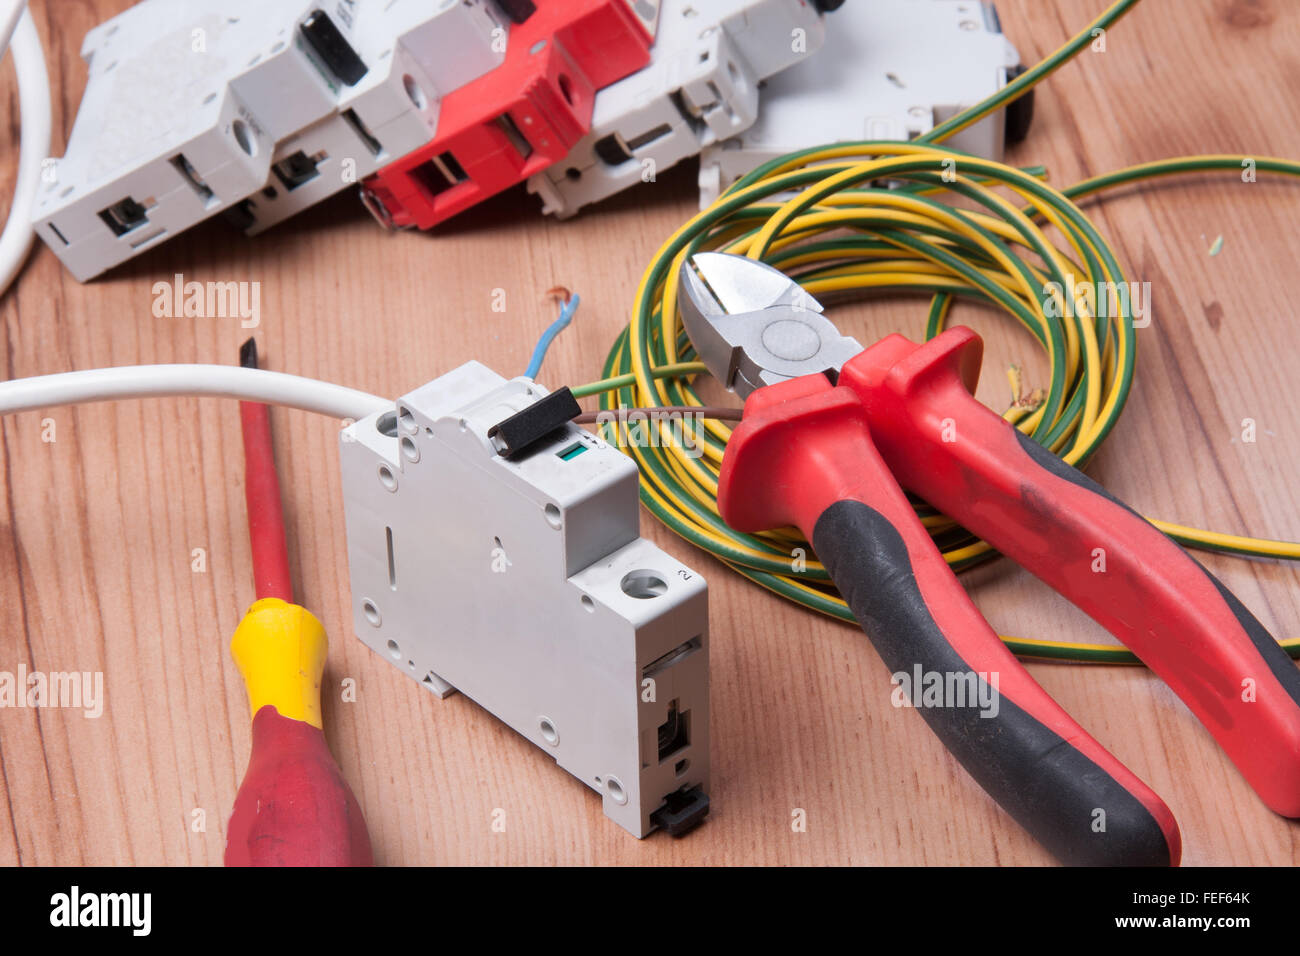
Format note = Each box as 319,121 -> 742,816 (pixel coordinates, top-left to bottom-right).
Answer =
679,252 -> 862,396
680,252 -> 1300,867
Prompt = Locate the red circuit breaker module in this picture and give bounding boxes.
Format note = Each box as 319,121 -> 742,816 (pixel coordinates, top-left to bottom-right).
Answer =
361,0 -> 658,230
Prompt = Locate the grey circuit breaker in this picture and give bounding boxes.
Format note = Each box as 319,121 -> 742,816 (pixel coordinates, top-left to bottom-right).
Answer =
338,361 -> 710,838
34,0 -> 506,280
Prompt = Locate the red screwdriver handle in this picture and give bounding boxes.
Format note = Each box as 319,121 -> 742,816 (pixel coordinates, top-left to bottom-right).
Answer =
226,705 -> 374,867
719,374 -> 1180,865
843,327 -> 1300,818
225,599 -> 374,867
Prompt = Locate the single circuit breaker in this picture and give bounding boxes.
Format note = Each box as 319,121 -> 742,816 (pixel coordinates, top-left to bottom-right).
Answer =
339,362 -> 710,838
361,0 -> 661,231
697,0 -> 1026,205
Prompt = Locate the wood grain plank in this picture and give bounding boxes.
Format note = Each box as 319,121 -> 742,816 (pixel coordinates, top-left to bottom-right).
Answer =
0,0 -> 1298,865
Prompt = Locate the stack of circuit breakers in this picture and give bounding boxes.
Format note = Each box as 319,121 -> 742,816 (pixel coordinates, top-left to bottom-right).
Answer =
36,0 -> 1026,280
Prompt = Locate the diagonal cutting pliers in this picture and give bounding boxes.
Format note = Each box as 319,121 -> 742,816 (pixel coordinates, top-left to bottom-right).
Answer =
679,251 -> 1300,866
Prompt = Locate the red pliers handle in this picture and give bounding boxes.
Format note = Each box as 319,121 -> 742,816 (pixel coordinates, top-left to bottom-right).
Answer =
842,327 -> 1300,820
682,251 -> 1299,865
722,373 -> 1181,866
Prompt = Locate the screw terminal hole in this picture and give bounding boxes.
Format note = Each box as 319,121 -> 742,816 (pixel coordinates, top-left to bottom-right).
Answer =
231,118 -> 256,156
403,74 -> 427,109
539,718 -> 559,745
621,569 -> 667,599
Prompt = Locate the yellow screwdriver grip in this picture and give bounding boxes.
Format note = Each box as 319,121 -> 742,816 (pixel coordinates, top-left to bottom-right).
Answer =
231,597 -> 327,729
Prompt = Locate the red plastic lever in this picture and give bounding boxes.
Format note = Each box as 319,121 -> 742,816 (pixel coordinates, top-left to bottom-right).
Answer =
362,0 -> 654,230
841,326 -> 1300,817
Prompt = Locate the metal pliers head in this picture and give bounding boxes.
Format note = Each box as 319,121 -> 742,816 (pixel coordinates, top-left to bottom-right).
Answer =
678,253 -> 863,398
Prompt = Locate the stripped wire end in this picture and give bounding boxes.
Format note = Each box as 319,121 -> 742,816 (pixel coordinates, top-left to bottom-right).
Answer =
1006,364 -> 1023,406
1006,364 -> 1045,411
524,288 -> 581,381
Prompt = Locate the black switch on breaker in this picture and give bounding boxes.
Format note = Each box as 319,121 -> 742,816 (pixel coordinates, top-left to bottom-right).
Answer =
494,0 -> 537,24
488,387 -> 582,459
301,9 -> 368,86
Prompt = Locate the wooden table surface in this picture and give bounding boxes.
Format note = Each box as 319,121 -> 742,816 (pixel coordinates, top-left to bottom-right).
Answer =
2,0 -> 1300,866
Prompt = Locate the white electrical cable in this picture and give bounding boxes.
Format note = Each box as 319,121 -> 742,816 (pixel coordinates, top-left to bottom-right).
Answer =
0,4 -> 51,297
0,366 -> 391,420
0,0 -> 26,55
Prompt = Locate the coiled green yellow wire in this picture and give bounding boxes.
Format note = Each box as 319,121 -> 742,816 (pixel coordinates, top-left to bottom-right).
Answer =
573,0 -> 1300,664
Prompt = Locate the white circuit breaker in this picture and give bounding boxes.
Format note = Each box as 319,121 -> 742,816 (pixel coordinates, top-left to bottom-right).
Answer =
339,362 -> 711,838
698,0 -> 1024,205
525,0 -> 832,219
34,0 -> 507,281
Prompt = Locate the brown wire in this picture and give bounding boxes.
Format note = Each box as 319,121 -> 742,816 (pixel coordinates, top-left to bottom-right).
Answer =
573,405 -> 742,424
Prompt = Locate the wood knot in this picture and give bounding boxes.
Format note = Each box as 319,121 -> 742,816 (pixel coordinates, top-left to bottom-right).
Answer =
1219,0 -> 1275,29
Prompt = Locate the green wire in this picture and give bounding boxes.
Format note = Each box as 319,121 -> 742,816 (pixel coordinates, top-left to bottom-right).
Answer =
920,0 -> 1144,145
570,0 -> 1300,663
581,151 -> 1300,663
570,362 -> 706,399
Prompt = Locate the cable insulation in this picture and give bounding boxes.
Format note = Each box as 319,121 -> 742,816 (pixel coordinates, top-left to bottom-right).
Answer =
525,293 -> 580,380
0,6 -> 51,298
0,365 -> 390,420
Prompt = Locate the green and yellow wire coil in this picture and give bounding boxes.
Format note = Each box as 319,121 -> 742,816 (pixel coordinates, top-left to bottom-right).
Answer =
572,0 -> 1300,663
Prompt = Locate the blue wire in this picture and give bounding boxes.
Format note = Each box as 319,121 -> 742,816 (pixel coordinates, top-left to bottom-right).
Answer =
524,293 -> 580,380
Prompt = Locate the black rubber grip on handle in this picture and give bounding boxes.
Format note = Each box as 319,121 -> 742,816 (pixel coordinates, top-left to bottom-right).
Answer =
812,499 -> 1172,866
